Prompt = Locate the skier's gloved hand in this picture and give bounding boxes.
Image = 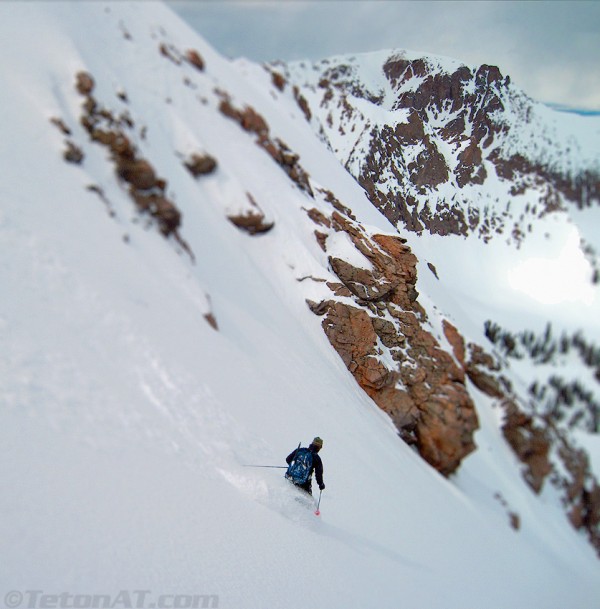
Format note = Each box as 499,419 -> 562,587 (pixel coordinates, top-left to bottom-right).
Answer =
319,483 -> 325,490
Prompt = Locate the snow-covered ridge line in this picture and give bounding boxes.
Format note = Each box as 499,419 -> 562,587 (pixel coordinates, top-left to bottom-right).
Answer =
276,49 -> 600,252
283,47 -> 600,171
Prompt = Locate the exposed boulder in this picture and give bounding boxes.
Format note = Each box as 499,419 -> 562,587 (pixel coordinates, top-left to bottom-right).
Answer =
329,257 -> 396,302
442,320 -> 466,366
228,211 -> 274,235
293,85 -> 312,121
465,343 -> 505,398
318,298 -> 478,475
456,138 -> 487,187
441,320 -> 600,552
184,153 -> 218,177
270,70 -> 287,92
117,158 -> 158,190
219,99 -> 269,136
559,440 -> 600,553
129,188 -> 181,237
63,140 -> 84,164
228,193 -> 274,236
75,71 -> 94,95
185,49 -> 205,71
159,42 -> 182,65
502,400 -> 552,493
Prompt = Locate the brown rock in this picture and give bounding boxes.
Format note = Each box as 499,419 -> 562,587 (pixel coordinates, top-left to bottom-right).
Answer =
321,302 -> 377,368
63,141 -> 84,164
417,381 -> 478,476
319,300 -> 478,475
204,312 -> 218,330
218,98 -> 240,122
501,400 -> 552,493
329,257 -> 396,302
50,117 -> 72,136
306,207 -> 331,228
271,70 -> 286,91
159,42 -> 182,65
456,138 -> 487,187
228,211 -> 274,235
185,49 -> 205,71
383,57 -> 411,88
372,317 -> 405,349
443,320 -> 466,366
240,106 -> 269,136
467,366 -> 505,398
394,111 -> 425,144
110,133 -> 136,159
468,343 -> 501,372
73,70 -> 187,248
130,190 -> 181,236
464,342 -> 505,398
184,153 -> 218,177
293,85 -> 312,121
315,231 -> 328,251
76,71 -> 95,95
117,158 -> 157,190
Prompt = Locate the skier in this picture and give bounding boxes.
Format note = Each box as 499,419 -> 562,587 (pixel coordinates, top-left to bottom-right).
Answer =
285,437 -> 325,495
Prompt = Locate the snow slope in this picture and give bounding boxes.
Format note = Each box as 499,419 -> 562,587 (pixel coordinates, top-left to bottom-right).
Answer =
1,3 -> 599,608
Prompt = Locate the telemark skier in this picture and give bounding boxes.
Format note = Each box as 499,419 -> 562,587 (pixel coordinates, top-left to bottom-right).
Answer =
285,437 -> 325,495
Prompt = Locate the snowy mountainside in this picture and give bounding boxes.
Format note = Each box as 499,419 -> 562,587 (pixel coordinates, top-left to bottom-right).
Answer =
276,50 -> 600,293
276,50 -> 600,230
1,2 -> 600,608
273,48 -> 600,541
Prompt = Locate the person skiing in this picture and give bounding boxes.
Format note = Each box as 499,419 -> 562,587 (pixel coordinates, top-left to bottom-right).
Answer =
285,437 -> 325,495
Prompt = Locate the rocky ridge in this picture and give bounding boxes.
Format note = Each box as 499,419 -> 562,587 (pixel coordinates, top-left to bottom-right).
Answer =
274,52 -> 600,250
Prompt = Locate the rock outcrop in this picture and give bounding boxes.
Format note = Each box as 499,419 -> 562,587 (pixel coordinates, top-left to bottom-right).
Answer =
74,71 -> 184,240
306,193 -> 479,476
442,319 -> 600,555
218,95 -> 313,197
183,152 -> 218,177
227,193 -> 274,235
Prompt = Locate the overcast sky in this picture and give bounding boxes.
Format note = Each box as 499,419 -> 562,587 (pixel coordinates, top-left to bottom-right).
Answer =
168,0 -> 600,112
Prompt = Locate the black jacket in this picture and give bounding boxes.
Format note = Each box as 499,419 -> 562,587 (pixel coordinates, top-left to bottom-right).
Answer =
286,445 -> 324,488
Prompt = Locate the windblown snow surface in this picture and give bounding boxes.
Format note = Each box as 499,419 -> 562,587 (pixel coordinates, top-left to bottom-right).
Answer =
1,3 -> 599,609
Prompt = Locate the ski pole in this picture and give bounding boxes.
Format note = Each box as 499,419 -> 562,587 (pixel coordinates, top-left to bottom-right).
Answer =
242,465 -> 287,469
315,489 -> 323,516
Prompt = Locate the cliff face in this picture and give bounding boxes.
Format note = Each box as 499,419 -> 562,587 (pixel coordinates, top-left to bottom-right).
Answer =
305,199 -> 479,475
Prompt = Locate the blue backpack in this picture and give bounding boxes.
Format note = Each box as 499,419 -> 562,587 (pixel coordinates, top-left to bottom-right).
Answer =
286,447 -> 313,485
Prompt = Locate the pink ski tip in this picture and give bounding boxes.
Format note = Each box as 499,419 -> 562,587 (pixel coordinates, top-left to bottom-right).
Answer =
314,510 -> 320,516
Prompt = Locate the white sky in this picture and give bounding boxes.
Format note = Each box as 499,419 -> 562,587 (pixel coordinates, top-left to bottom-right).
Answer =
168,0 -> 600,112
